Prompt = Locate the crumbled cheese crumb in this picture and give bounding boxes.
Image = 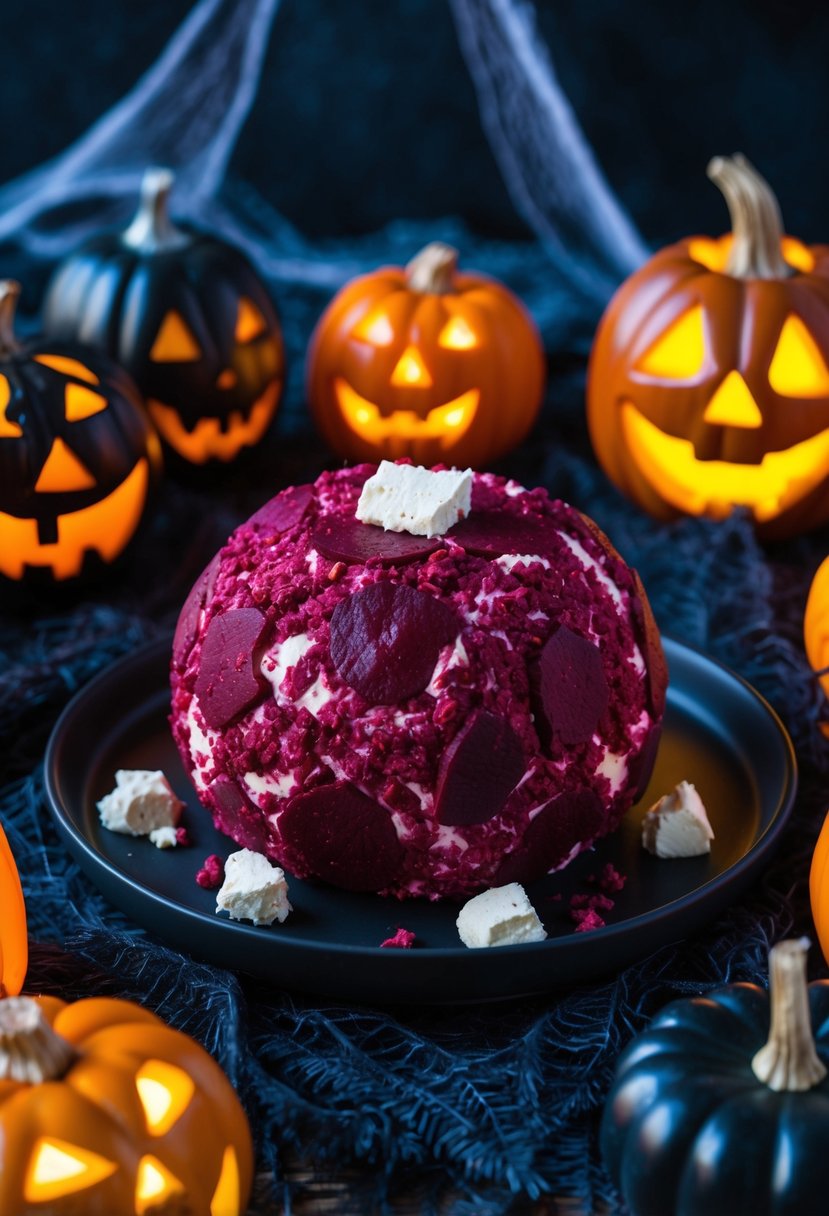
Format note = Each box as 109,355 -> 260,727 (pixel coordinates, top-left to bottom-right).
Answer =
216,849 -> 292,926
149,826 -> 178,850
456,883 -> 547,948
356,461 -> 472,537
642,781 -> 714,858
97,770 -> 183,837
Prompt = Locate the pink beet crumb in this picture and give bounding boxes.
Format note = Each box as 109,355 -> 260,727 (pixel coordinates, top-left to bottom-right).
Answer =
572,908 -> 606,933
196,854 -> 225,890
380,928 -> 416,949
598,863 -> 626,893
175,827 -> 191,847
570,892 -> 615,913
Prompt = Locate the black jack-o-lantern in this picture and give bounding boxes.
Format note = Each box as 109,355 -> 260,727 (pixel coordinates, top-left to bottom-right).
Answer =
0,281 -> 161,586
43,169 -> 285,467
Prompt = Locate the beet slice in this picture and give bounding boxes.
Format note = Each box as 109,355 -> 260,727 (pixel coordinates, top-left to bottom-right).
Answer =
631,572 -> 668,717
629,722 -> 662,802
194,607 -> 269,729
173,552 -> 221,669
494,789 -> 605,884
312,515 -> 440,565
531,625 -> 609,747
434,709 -> 525,826
248,483 -> 313,535
329,583 -> 458,703
208,774 -> 270,853
279,781 -> 404,891
447,509 -> 560,558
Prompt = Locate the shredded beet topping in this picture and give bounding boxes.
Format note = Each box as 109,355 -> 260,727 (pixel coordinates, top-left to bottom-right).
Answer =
434,709 -> 525,826
196,854 -> 225,890
311,515 -> 440,565
531,625 -> 609,747
631,572 -> 668,716
279,781 -> 404,891
329,583 -> 459,704
195,608 -> 270,729
173,552 -> 221,669
447,510 -> 560,558
247,484 -> 313,536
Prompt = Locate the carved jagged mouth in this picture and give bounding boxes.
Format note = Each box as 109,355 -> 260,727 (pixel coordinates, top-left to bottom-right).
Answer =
335,378 -> 480,449
148,380 -> 281,464
0,459 -> 150,581
622,402 -> 829,522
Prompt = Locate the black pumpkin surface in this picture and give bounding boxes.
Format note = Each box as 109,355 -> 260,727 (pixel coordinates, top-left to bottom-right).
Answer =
0,281 -> 161,585
43,168 -> 284,466
601,940 -> 829,1216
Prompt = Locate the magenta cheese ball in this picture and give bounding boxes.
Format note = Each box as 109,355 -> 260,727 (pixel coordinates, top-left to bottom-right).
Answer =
170,464 -> 666,901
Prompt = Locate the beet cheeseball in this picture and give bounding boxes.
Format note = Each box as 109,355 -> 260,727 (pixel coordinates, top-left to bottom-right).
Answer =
170,464 -> 666,901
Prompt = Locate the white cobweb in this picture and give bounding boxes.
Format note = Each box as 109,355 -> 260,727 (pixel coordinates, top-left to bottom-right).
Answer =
0,0 -> 647,301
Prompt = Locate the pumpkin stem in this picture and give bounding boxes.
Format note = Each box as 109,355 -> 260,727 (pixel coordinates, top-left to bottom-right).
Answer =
0,996 -> 76,1084
751,938 -> 827,1092
707,154 -> 792,280
123,167 -> 190,253
406,243 -> 459,293
0,280 -> 23,357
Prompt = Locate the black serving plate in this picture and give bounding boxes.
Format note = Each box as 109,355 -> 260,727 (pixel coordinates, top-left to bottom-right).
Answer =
44,636 -> 796,1005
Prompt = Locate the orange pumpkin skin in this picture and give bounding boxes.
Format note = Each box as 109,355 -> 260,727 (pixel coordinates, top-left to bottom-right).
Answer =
0,821 -> 27,998
811,809 -> 829,965
0,995 -> 253,1215
306,243 -> 545,468
587,157 -> 829,541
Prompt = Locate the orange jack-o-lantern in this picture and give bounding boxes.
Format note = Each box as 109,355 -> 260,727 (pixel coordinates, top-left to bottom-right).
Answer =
0,281 -> 161,586
306,242 -> 545,467
587,155 -> 829,540
805,554 -> 829,736
0,819 -> 253,1215
43,168 -> 285,467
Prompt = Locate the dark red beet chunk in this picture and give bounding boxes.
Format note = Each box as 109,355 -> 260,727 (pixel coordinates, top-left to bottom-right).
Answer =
173,553 -> 221,669
447,510 -> 560,558
531,625 -> 609,747
279,781 -> 404,891
434,710 -> 525,826
329,583 -> 458,703
248,484 -> 313,535
312,515 -> 440,565
631,572 -> 668,716
195,608 -> 269,729
209,774 -> 271,852
494,789 -> 605,884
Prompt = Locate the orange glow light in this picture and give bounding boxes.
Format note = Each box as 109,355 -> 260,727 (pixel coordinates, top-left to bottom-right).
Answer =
24,1138 -> 117,1203
210,1146 -> 242,1216
352,310 -> 395,346
135,1155 -> 184,1214
34,439 -> 97,493
147,379 -> 280,463
768,315 -> 829,397
235,298 -> 267,343
136,1060 -> 196,1136
34,355 -> 99,384
390,346 -> 433,387
65,383 -> 108,422
438,316 -> 478,350
150,311 -> 201,362
636,306 -> 707,380
702,371 -> 763,428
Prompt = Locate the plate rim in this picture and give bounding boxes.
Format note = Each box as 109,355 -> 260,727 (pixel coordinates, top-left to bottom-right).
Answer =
42,633 -> 797,969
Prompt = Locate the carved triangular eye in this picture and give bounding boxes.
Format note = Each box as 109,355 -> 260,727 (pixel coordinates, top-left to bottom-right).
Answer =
439,315 -> 478,350
65,383 -> 108,421
353,309 -> 394,346
235,297 -> 267,343
136,1059 -> 195,1135
150,311 -> 201,362
210,1146 -> 242,1216
636,305 -> 706,379
0,375 -> 20,437
768,314 -> 829,396
24,1138 -> 117,1203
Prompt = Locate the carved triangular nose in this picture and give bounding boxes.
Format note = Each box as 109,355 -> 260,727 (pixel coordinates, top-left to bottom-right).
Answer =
703,371 -> 762,428
34,438 -> 96,493
390,345 -> 432,388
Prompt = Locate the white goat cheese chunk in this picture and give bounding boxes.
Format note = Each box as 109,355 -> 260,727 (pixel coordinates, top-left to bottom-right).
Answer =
642,781 -> 714,858
97,770 -> 183,837
216,849 -> 292,926
356,461 -> 472,537
456,883 -> 547,948
149,826 -> 179,849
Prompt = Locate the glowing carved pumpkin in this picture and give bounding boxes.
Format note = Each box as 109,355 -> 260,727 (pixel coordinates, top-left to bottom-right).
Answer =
0,819 -> 253,1215
43,168 -> 284,467
805,554 -> 829,736
0,281 -> 161,586
587,155 -> 829,540
306,242 -> 545,467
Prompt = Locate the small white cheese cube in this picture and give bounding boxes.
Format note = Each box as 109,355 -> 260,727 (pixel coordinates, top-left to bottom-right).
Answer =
216,849 -> 292,926
642,781 -> 714,858
97,770 -> 183,837
356,461 -> 472,537
456,883 -> 547,948
149,826 -> 178,849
